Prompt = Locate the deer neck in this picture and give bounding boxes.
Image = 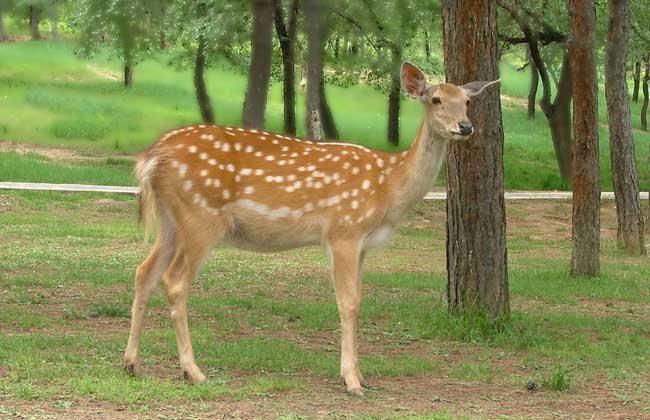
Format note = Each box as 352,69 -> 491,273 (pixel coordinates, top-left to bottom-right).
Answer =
386,118 -> 447,222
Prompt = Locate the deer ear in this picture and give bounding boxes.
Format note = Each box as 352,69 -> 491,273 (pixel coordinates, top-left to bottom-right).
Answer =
401,61 -> 427,99
459,80 -> 500,97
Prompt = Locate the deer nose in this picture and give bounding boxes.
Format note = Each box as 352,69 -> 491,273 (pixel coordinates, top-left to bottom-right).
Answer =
458,121 -> 473,136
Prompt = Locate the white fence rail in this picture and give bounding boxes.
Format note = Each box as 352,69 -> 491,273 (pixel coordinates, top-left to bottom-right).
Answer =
1,182 -> 648,200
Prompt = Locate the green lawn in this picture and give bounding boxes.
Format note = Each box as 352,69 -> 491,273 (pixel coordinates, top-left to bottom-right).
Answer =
1,40 -> 649,191
0,191 -> 649,418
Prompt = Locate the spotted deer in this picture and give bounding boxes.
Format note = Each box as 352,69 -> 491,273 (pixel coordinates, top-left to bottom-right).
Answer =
124,62 -> 499,395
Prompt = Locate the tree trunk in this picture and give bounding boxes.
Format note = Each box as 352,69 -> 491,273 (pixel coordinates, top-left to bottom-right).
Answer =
540,53 -> 573,181
527,46 -> 538,119
605,0 -> 645,256
387,47 -> 401,146
319,75 -> 338,139
632,61 -> 641,103
304,0 -> 323,141
442,0 -> 509,321
273,0 -> 298,135
569,0 -> 600,277
29,6 -> 41,40
243,0 -> 274,129
50,5 -> 59,40
642,57 -> 649,131
194,35 -> 215,124
124,60 -> 133,89
0,10 -> 5,42
424,29 -> 431,61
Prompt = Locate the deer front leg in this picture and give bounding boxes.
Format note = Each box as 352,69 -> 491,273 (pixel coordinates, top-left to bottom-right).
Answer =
329,240 -> 364,396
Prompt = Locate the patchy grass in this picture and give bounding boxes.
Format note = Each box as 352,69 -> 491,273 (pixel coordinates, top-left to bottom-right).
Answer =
1,190 -> 649,419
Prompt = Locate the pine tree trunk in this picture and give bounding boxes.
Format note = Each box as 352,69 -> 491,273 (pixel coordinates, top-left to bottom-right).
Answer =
50,5 -> 59,40
387,48 -> 401,146
319,75 -> 338,139
0,10 -> 5,42
569,0 -> 600,277
243,0 -> 274,129
443,0 -> 509,321
605,0 -> 645,256
29,6 -> 41,40
273,0 -> 298,135
527,47 -> 538,119
424,29 -> 431,61
305,0 -> 323,141
632,61 -> 641,103
642,57 -> 649,131
124,60 -> 133,89
540,53 -> 573,181
194,35 -> 215,124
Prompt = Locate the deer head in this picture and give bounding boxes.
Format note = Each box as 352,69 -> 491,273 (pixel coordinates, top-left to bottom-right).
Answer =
401,61 -> 499,140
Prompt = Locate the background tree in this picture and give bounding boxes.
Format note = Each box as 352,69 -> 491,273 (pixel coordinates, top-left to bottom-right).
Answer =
166,1 -> 247,123
304,0 -> 323,140
0,0 -> 14,41
605,0 -> 645,256
443,0 -> 509,321
76,0 -> 162,88
498,0 -> 573,181
569,0 -> 600,276
273,0 -> 299,135
242,0 -> 274,129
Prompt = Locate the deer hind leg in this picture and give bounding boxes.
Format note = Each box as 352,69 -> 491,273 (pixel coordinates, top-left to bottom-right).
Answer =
328,239 -> 364,396
124,208 -> 176,376
162,216 -> 227,383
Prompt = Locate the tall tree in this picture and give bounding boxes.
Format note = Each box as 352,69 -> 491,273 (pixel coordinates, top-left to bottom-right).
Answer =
273,0 -> 299,135
642,56 -> 649,131
605,0 -> 645,255
243,0 -> 274,129
498,0 -> 573,181
569,0 -> 600,276
0,0 -> 13,42
304,0 -> 323,140
28,2 -> 41,39
194,29 -> 214,123
526,46 -> 538,119
632,60 -> 641,103
76,0 -> 162,88
443,0 -> 509,320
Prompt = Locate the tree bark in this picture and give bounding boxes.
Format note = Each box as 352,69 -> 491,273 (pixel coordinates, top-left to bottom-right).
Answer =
124,60 -> 133,89
319,74 -> 339,139
29,6 -> 41,40
50,5 -> 59,40
605,0 -> 645,256
569,0 -> 600,277
541,53 -> 573,181
0,10 -> 5,42
387,47 -> 402,146
527,46 -> 538,119
424,29 -> 431,61
632,61 -> 641,103
194,35 -> 215,124
443,0 -> 509,321
305,0 -> 323,141
273,0 -> 299,135
243,0 -> 274,129
642,56 -> 649,131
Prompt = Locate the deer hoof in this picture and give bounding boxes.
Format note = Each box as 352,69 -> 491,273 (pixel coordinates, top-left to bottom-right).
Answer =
347,387 -> 365,397
124,362 -> 142,377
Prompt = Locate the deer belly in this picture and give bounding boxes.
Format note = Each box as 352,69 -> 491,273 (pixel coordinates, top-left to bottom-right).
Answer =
223,205 -> 322,252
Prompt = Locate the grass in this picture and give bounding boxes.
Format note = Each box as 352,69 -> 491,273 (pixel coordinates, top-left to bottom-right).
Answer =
1,191 -> 649,418
1,40 -> 649,191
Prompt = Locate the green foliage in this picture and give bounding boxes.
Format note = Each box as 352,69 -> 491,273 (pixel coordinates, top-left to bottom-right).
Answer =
544,365 -> 573,392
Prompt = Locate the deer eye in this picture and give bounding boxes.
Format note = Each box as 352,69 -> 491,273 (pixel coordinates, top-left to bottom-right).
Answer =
431,97 -> 442,105
466,100 -> 470,106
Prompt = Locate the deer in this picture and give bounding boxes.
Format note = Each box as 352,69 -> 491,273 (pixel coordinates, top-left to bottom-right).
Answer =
123,62 -> 499,396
